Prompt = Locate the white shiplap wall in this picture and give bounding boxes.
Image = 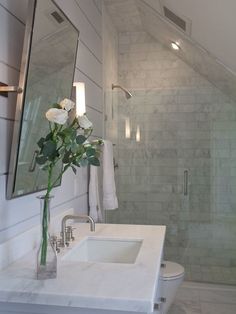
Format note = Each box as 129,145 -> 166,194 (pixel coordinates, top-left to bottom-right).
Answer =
0,0 -> 103,244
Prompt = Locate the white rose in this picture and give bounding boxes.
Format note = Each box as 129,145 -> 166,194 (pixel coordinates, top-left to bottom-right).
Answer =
45,108 -> 68,125
59,98 -> 75,111
78,114 -> 93,129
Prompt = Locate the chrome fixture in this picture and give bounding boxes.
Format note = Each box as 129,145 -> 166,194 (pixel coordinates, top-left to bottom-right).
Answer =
183,170 -> 188,196
60,214 -> 95,247
0,83 -> 23,97
51,236 -> 61,254
112,84 -> 132,99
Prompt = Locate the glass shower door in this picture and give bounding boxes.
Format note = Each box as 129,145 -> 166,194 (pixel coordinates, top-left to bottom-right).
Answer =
105,87 -> 236,285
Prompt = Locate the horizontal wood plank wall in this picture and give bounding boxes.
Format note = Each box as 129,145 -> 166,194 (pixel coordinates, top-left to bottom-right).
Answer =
0,0 -> 103,243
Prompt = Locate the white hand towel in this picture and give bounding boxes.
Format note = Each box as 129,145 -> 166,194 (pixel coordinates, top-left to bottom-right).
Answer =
103,140 -> 118,210
89,165 -> 102,222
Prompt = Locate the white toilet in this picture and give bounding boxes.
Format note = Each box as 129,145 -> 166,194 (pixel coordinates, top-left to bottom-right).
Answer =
159,261 -> 185,313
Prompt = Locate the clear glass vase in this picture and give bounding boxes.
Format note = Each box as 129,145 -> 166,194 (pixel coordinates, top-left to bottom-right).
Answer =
36,195 -> 57,280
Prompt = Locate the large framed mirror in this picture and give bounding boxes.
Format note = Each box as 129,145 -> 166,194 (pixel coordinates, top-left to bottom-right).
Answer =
7,0 -> 79,199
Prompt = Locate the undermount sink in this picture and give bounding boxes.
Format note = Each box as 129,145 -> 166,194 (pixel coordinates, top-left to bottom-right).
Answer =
62,237 -> 143,264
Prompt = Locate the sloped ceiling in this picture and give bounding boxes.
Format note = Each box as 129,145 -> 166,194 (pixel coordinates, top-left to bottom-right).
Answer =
103,0 -> 143,31
104,0 -> 236,101
162,0 -> 236,74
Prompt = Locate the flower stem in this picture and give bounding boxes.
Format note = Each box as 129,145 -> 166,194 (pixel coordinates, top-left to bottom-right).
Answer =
40,165 -> 53,266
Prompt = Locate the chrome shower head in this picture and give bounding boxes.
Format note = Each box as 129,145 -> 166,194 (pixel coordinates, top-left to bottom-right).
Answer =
112,84 -> 132,100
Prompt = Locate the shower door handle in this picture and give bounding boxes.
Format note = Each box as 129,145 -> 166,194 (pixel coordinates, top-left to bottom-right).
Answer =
184,170 -> 188,196
113,157 -> 118,170
28,150 -> 39,172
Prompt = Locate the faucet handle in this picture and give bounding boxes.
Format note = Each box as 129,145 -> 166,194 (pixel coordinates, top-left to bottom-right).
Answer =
59,231 -> 70,248
50,236 -> 60,254
65,226 -> 76,241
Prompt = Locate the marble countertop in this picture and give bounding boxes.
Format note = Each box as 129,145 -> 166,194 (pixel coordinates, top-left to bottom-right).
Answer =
0,223 -> 166,313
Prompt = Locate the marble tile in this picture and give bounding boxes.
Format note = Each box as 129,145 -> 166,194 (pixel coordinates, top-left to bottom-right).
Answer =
167,283 -> 236,314
199,289 -> 236,304
175,287 -> 200,302
169,300 -> 202,314
201,302 -> 236,314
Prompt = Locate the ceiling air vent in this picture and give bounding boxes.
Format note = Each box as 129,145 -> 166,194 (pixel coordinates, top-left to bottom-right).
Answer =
162,5 -> 192,35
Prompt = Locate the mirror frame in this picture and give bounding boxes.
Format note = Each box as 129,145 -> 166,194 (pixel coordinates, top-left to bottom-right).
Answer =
7,0 -> 79,199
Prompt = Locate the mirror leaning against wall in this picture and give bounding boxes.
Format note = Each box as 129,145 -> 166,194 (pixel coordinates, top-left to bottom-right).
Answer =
7,0 -> 79,199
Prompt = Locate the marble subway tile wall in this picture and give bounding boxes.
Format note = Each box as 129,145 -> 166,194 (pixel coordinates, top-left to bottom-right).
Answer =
102,3 -> 119,144
106,30 -> 236,285
0,0 -> 103,244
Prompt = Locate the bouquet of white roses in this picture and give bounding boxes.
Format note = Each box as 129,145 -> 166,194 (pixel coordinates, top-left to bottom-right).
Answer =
36,98 -> 102,267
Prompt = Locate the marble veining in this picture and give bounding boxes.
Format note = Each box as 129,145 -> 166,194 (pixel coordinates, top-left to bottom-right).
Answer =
169,281 -> 236,314
0,224 -> 165,313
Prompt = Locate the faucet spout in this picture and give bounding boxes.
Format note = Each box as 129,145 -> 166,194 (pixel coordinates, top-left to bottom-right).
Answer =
60,214 -> 95,247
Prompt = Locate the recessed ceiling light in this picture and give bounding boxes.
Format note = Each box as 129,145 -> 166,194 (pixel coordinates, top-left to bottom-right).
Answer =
171,42 -> 180,50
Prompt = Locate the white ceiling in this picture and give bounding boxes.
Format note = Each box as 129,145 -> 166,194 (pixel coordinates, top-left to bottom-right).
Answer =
105,0 -> 236,75
160,0 -> 236,75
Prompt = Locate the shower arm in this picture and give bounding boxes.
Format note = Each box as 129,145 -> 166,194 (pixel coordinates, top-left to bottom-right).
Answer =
112,84 -> 128,94
111,84 -> 132,99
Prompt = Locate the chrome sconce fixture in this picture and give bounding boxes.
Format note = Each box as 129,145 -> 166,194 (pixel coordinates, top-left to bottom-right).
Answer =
0,83 -> 23,97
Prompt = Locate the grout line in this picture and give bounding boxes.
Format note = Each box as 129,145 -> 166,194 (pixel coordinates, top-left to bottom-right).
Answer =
52,192 -> 88,210
80,39 -> 102,65
0,193 -> 88,233
76,67 -> 102,89
0,116 -> 15,122
74,0 -> 102,40
92,0 -> 102,15
182,281 -> 236,291
86,104 -> 103,114
0,3 -> 25,26
0,60 -> 20,73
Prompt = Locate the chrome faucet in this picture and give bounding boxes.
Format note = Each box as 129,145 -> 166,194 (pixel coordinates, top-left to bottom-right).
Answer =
60,214 -> 95,247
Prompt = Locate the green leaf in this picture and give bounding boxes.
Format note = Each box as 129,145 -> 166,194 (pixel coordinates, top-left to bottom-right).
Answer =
36,155 -> 47,165
42,140 -> 57,158
86,147 -> 96,157
52,103 -> 60,109
62,150 -> 71,164
37,137 -> 45,148
58,131 -> 65,140
62,127 -> 73,136
71,165 -> 77,174
48,150 -> 59,161
41,164 -> 50,171
76,135 -> 86,145
64,135 -> 71,145
45,133 -> 53,141
76,146 -> 85,156
88,157 -> 100,166
80,159 -> 88,167
71,129 -> 77,140
71,142 -> 78,153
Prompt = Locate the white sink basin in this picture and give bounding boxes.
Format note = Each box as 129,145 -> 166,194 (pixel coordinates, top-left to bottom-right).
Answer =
62,237 -> 143,264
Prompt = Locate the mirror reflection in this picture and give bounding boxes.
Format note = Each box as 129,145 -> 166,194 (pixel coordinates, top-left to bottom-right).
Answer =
9,0 -> 79,198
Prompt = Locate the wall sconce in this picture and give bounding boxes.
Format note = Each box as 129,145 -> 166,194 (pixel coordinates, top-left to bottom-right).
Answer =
125,118 -> 131,139
73,82 -> 86,116
136,125 -> 141,142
